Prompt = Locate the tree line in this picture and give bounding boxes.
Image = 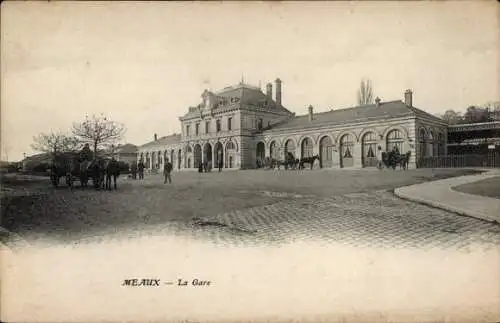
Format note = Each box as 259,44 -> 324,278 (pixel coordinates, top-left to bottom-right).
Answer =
30,114 -> 126,161
355,79 -> 499,124
437,102 -> 500,125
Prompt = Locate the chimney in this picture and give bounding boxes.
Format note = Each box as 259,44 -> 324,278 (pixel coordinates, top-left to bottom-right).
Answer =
375,97 -> 381,108
266,83 -> 273,100
275,78 -> 282,106
308,105 -> 313,122
404,89 -> 413,107
154,133 -> 158,141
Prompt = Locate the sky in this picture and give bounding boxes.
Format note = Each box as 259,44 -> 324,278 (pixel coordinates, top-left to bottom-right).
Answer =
1,1 -> 498,161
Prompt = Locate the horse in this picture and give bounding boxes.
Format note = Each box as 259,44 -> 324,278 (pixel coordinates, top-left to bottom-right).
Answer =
49,161 -> 67,187
269,158 -> 284,170
383,151 -> 411,170
299,155 -> 319,170
398,151 -> 411,170
90,159 -> 106,189
263,157 -> 272,169
49,157 -> 77,188
105,158 -> 120,190
79,160 -> 91,187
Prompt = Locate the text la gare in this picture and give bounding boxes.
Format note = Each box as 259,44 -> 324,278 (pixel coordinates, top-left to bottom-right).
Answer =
178,278 -> 211,286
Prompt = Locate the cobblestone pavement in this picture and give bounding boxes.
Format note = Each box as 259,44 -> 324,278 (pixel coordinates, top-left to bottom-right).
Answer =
2,168 -> 499,251
199,190 -> 500,251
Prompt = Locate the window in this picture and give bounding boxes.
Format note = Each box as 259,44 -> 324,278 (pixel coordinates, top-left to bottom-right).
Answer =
227,117 -> 232,131
216,119 -> 221,132
301,138 -> 313,158
340,134 -> 354,159
386,129 -> 404,153
258,118 -> 263,130
195,123 -> 199,136
186,125 -> 190,136
205,121 -> 209,134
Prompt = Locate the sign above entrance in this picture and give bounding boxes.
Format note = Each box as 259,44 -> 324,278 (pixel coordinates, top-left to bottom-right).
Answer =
488,144 -> 495,149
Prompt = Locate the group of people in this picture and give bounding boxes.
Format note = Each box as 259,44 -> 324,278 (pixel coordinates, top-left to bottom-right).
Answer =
130,159 -> 173,184
131,153 -> 225,185
198,150 -> 224,173
129,160 -> 146,180
197,159 -> 223,173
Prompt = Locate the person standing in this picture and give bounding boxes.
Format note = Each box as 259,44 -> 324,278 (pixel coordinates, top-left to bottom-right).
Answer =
138,160 -> 145,179
217,150 -> 223,172
376,146 -> 384,170
163,158 -> 173,184
130,161 -> 137,179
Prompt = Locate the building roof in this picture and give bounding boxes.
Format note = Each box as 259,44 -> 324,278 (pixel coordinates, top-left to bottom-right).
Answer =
262,100 -> 445,133
116,143 -> 138,154
139,134 -> 181,149
181,83 -> 293,118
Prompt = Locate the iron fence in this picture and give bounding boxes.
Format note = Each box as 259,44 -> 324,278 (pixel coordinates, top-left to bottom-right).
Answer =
418,152 -> 500,168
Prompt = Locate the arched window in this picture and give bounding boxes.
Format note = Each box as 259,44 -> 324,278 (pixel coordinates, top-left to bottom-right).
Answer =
429,131 -> 437,157
269,141 -> 278,159
339,134 -> 354,167
256,142 -> 265,163
340,134 -> 354,158
362,132 -> 378,167
386,129 -> 404,154
319,136 -> 333,168
301,137 -> 313,158
418,128 -> 426,158
284,139 -> 296,158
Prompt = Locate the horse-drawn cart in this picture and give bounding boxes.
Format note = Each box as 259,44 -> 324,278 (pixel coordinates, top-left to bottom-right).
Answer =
48,152 -> 91,188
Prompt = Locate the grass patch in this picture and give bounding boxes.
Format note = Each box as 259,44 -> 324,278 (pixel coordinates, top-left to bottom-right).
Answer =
453,176 -> 500,199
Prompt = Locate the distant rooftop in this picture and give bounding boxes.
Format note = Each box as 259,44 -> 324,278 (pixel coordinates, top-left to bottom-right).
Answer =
139,133 -> 181,149
116,143 -> 138,154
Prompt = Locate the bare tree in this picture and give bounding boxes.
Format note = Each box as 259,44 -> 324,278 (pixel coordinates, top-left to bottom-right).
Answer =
463,106 -> 491,123
72,114 -> 126,158
440,109 -> 464,125
31,131 -> 80,157
357,79 -> 374,106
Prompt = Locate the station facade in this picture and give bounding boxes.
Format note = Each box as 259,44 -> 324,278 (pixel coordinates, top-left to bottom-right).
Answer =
137,78 -> 449,171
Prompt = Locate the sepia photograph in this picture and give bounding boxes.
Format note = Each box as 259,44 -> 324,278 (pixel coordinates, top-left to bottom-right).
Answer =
1,1 -> 499,322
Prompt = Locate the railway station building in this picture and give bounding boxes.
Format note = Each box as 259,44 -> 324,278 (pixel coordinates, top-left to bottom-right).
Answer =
137,78 -> 449,171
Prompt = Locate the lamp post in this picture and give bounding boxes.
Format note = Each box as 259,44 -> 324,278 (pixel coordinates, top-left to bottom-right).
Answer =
22,153 -> 27,172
